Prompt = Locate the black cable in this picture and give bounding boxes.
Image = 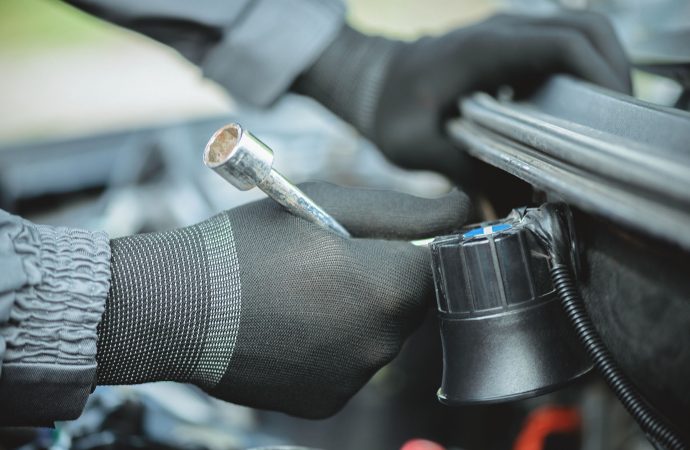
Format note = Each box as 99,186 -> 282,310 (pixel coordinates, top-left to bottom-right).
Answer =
550,264 -> 687,450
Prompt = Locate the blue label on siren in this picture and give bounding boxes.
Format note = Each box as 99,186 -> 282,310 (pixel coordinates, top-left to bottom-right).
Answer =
462,223 -> 512,239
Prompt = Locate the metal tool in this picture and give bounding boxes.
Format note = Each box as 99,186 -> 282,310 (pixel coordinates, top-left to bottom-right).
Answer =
203,123 -> 350,238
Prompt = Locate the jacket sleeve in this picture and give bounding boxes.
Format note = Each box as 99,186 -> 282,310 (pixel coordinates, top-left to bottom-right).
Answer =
0,210 -> 110,426
65,0 -> 346,106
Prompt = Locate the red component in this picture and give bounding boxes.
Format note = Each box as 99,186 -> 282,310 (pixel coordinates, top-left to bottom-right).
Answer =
513,406 -> 582,450
400,438 -> 446,450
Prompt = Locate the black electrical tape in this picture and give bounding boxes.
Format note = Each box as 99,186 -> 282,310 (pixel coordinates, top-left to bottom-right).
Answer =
523,204 -> 687,450
510,203 -> 575,268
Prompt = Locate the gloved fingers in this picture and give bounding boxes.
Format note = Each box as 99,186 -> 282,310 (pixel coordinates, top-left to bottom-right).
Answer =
375,112 -> 476,181
528,11 -> 631,93
207,207 -> 437,419
547,26 -> 629,93
481,12 -> 630,94
349,238 -> 434,329
297,181 -> 472,240
505,26 -> 629,94
412,139 -> 478,184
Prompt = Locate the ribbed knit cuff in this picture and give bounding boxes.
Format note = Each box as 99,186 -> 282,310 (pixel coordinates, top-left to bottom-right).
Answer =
97,213 -> 242,389
293,25 -> 401,138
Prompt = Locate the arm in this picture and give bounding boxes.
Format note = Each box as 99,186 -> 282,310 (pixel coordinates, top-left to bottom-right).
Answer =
294,12 -> 632,181
96,183 -> 470,418
0,185 -> 470,424
66,1 -> 631,182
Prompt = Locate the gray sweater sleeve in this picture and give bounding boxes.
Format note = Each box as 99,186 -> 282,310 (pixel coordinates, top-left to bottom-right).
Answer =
66,0 -> 346,106
0,210 -> 110,426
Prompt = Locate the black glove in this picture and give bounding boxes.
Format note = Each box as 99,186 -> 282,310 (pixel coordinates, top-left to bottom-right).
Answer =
294,11 -> 631,181
97,182 -> 470,418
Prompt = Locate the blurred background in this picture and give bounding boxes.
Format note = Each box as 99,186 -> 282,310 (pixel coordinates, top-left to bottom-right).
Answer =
0,0 -> 688,449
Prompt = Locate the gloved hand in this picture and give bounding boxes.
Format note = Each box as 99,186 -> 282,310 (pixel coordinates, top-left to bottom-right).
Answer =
294,11 -> 631,180
97,182 -> 470,418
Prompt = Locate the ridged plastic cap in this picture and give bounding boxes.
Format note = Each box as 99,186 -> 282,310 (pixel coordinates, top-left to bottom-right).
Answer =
430,214 -> 592,404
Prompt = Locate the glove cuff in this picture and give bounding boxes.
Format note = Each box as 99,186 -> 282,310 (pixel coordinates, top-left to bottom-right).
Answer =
293,25 -> 401,138
96,214 -> 242,389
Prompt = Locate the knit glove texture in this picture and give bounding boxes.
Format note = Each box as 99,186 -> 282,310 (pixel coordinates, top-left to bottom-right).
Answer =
97,182 -> 471,418
296,11 -> 631,181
